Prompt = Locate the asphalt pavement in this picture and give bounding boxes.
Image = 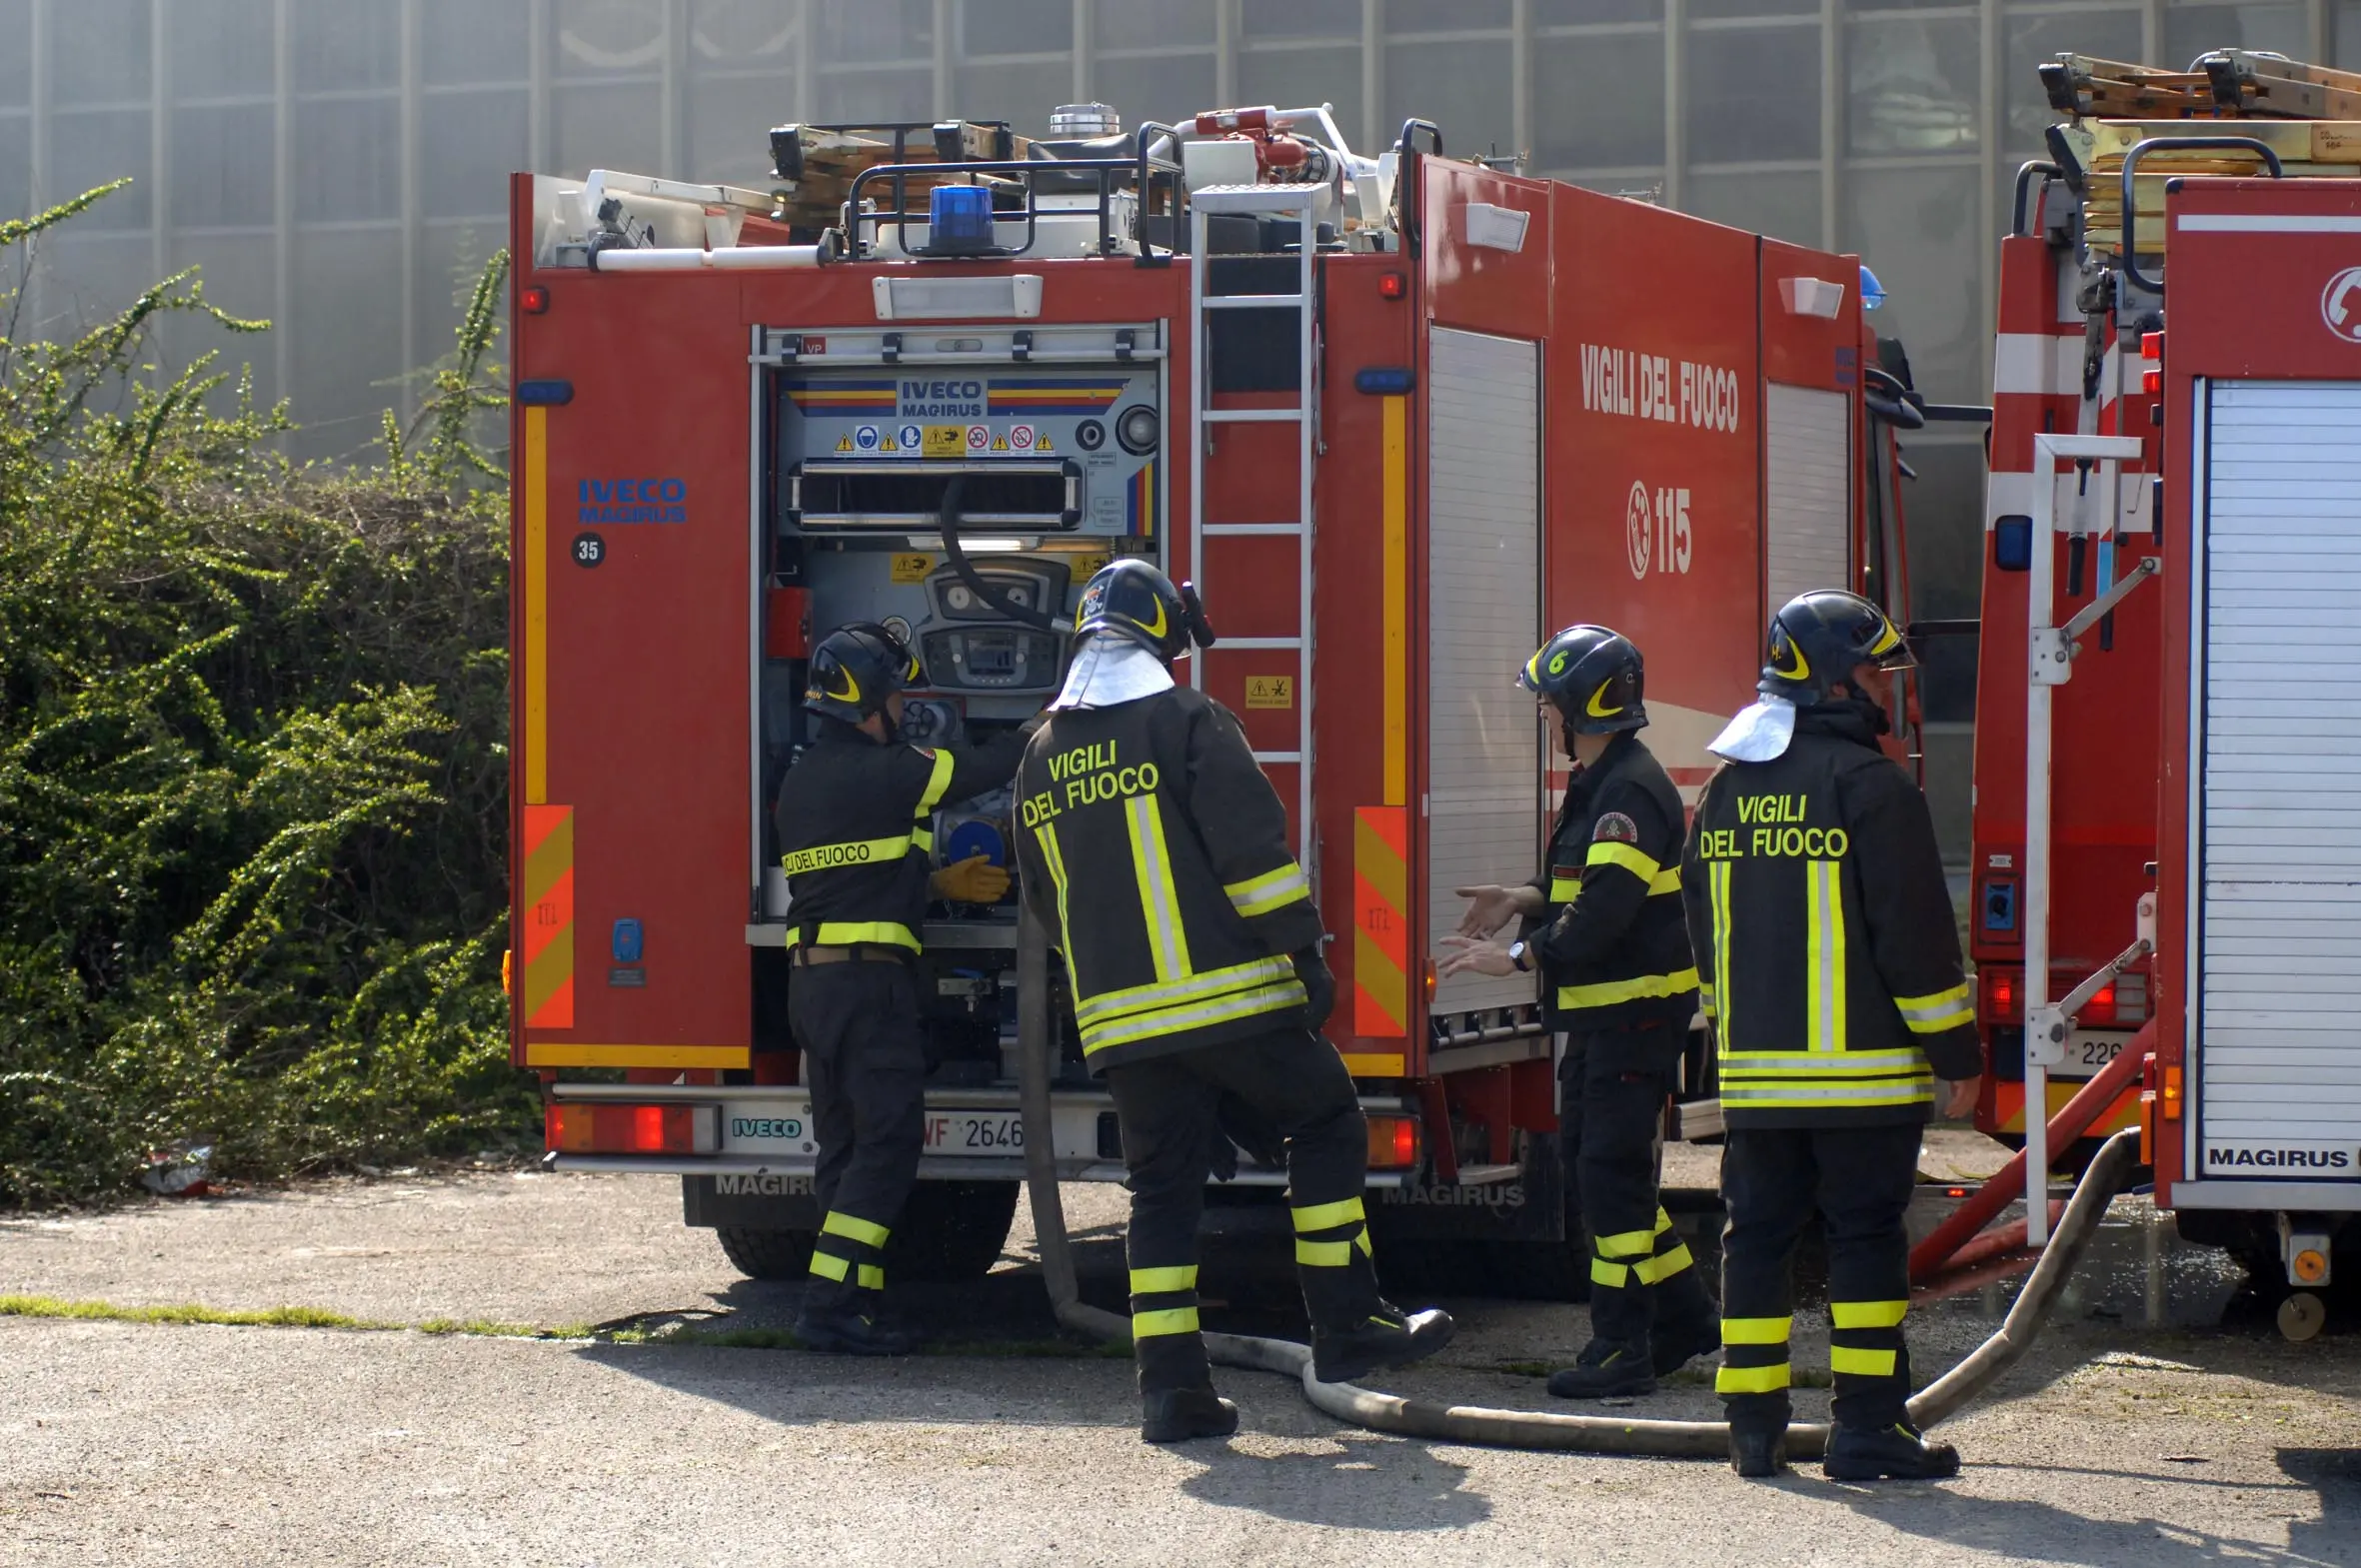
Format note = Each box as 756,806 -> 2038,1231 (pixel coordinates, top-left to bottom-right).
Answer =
3,1161 -> 2357,1567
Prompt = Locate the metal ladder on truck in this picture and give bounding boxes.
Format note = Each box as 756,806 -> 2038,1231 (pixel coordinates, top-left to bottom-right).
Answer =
1185,184 -> 1319,862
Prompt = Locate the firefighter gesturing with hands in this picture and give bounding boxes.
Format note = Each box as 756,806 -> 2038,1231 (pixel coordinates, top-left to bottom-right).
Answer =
774,621 -> 1032,1355
1441,626 -> 1718,1398
1684,590 -> 1982,1481
1014,560 -> 1453,1444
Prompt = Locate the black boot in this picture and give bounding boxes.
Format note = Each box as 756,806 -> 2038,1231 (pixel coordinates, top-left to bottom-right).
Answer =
1824,1421 -> 1961,1481
1546,1338 -> 1656,1399
1310,1303 -> 1455,1385
1649,1312 -> 1721,1376
794,1296 -> 920,1356
1142,1386 -> 1239,1444
1729,1425 -> 1789,1479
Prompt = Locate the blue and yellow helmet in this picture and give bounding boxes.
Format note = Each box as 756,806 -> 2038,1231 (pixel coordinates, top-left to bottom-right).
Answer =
1520,625 -> 1647,736
1757,590 -> 1914,703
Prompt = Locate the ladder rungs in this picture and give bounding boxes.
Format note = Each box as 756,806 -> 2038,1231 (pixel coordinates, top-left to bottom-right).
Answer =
1204,407 -> 1303,425
1251,751 -> 1304,765
1202,294 -> 1305,310
1202,522 -> 1303,536
1217,637 -> 1302,650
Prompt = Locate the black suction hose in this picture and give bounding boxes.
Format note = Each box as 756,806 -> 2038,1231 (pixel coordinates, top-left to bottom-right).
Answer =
1012,913 -> 2139,1458
936,476 -> 1068,634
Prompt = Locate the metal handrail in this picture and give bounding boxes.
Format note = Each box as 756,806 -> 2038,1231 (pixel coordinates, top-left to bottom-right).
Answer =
2117,135 -> 2283,294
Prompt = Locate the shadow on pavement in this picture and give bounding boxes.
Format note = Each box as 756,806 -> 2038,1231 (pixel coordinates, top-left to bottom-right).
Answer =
1177,1430 -> 1491,1531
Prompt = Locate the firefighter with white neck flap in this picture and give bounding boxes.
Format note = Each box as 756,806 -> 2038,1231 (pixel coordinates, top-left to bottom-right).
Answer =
772,621 -> 1032,1356
1684,591 -> 1982,1481
1441,626 -> 1719,1399
1013,560 -> 1454,1444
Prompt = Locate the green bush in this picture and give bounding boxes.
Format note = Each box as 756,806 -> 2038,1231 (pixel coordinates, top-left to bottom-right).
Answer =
0,185 -> 530,1205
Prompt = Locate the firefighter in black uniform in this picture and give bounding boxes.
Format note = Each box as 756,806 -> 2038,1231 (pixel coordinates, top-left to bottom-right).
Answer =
1681,590 -> 1983,1480
1441,625 -> 1719,1398
774,621 -> 1031,1354
1012,560 -> 1453,1444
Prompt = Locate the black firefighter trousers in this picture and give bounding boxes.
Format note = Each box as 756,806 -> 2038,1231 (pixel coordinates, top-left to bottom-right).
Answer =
1104,1025 -> 1388,1394
788,959 -> 927,1313
1717,1122 -> 1922,1433
1561,1027 -> 1713,1348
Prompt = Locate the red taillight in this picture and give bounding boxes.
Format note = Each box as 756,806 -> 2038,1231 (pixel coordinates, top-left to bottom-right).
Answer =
2140,331 -> 2163,361
546,1102 -> 719,1155
2082,981 -> 2116,1026
1982,967 -> 2020,1023
1366,1114 -> 1420,1170
2141,368 -> 2162,395
1377,270 -> 1406,299
521,284 -> 550,314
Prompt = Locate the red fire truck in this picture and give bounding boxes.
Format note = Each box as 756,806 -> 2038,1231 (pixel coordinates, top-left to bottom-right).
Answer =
506,103 -> 1919,1289
1974,52 -> 2360,1315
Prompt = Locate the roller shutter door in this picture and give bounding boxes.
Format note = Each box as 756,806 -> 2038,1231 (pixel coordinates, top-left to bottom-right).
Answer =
1426,328 -> 1543,1016
2194,378 -> 2361,1174
1764,384 -> 1851,614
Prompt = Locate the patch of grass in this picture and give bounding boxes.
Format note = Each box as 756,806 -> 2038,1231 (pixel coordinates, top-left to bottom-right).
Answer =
0,1292 -> 570,1341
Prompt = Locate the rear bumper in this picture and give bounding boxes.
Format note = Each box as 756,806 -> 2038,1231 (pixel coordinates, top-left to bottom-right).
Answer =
542,1080 -> 1421,1186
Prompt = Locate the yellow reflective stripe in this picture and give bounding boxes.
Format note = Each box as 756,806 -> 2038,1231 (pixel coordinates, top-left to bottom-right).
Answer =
1224,860 -> 1311,918
1296,1236 -> 1360,1266
1634,1243 -> 1694,1284
1652,1207 -> 1675,1234
1554,966 -> 1699,1010
1591,1256 -> 1630,1288
786,921 -> 922,951
1805,858 -> 1845,1053
1721,1316 -> 1793,1346
1830,1345 -> 1899,1378
780,832 -> 919,876
1585,839 -> 1662,882
1125,793 -> 1191,982
1080,977 -> 1306,1054
1720,1049 -> 1929,1075
1594,1227 -> 1657,1260
1130,1265 -> 1198,1294
1831,1299 -> 1909,1330
1292,1196 -> 1366,1232
1074,956 -> 1298,1026
1718,859 -> 1737,1038
1132,1307 -> 1199,1338
1547,875 -> 1581,901
1647,866 -> 1681,895
1719,1081 -> 1935,1108
809,1251 -> 851,1282
822,1210 -> 891,1249
857,1264 -> 885,1290
1037,819 -> 1078,965
1895,980 -> 1974,1034
1716,1362 -> 1792,1395
913,747 -> 958,814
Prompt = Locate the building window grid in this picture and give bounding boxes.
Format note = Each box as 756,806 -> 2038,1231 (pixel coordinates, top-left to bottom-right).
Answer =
18,0 -> 2296,434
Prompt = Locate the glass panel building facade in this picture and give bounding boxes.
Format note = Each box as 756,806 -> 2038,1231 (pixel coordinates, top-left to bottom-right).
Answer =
8,0 -> 2355,851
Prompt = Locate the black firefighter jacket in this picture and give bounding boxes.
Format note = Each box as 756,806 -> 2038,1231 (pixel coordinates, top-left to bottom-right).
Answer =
1014,685 -> 1322,1072
1680,702 -> 1981,1128
774,723 -> 1027,952
1523,732 -> 1700,1036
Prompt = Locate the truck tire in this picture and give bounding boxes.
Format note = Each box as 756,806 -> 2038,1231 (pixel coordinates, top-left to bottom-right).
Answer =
716,1225 -> 818,1281
887,1180 -> 1022,1282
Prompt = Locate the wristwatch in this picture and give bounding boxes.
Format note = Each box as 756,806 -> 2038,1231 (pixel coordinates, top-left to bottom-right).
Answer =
1507,939 -> 1531,973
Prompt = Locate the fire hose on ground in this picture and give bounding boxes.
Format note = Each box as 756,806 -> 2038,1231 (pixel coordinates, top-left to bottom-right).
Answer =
1013,908 -> 2144,1457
